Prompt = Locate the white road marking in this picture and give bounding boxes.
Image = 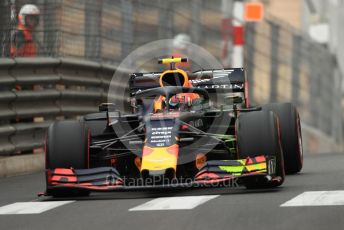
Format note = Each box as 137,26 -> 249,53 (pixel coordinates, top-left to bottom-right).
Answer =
0,201 -> 74,214
281,191 -> 344,207
129,195 -> 219,211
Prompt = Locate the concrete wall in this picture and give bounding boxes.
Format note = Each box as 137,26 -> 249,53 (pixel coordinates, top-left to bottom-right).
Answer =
265,0 -> 302,29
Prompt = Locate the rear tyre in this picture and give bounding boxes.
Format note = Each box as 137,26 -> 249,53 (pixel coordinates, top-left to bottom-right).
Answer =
263,103 -> 303,174
236,110 -> 285,188
46,120 -> 90,197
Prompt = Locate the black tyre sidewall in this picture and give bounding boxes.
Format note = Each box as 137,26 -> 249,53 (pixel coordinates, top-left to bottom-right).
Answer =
263,103 -> 303,174
46,120 -> 90,197
236,110 -> 285,188
46,120 -> 88,169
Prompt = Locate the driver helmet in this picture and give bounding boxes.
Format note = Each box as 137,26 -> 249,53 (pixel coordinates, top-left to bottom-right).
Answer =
173,34 -> 191,51
19,4 -> 40,29
168,94 -> 193,110
168,97 -> 179,110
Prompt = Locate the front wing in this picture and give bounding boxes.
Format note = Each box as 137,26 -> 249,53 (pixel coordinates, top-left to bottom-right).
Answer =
45,155 -> 280,194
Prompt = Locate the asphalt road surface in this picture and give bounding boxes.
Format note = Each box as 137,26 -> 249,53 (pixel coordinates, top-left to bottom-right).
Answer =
0,152 -> 344,230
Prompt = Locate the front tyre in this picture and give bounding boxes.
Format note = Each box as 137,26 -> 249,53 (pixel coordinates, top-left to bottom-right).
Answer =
46,120 -> 90,197
236,110 -> 285,188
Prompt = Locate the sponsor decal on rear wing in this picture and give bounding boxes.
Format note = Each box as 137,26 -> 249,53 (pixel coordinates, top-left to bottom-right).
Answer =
129,68 -> 246,96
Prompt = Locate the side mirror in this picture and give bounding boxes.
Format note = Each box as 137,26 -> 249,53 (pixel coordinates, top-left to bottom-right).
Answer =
100,103 -> 120,129
224,95 -> 244,105
99,103 -> 116,112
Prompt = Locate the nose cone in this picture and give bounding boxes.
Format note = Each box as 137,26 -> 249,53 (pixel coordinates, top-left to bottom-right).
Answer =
140,145 -> 178,184
141,168 -> 175,184
141,145 -> 179,172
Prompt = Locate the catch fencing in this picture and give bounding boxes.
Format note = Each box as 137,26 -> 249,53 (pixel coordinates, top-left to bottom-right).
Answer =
0,0 -> 223,64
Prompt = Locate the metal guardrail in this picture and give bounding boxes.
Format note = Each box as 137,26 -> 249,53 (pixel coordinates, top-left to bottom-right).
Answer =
0,57 -> 119,155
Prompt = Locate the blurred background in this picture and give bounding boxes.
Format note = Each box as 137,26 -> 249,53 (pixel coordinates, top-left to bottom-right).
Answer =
0,0 -> 343,169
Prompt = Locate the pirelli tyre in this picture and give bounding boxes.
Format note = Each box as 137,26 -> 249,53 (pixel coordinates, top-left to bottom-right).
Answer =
262,103 -> 303,174
46,120 -> 90,197
236,110 -> 285,188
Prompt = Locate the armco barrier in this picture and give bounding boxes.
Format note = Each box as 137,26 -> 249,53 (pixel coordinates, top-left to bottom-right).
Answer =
0,57 -> 123,156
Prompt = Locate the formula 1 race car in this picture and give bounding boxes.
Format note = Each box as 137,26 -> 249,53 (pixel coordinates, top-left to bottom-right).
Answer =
44,57 -> 303,197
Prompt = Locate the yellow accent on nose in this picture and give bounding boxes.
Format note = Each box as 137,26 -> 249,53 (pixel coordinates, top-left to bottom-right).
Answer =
141,146 -> 178,172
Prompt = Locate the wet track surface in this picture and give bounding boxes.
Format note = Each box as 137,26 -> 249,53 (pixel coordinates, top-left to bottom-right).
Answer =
1,152 -> 344,230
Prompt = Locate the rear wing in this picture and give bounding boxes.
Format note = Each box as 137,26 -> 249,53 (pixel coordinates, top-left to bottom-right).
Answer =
129,68 -> 249,107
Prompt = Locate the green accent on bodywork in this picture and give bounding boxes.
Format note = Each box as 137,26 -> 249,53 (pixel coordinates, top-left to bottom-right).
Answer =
219,134 -> 235,141
219,165 -> 245,173
218,160 -> 267,175
219,135 -> 236,156
229,148 -> 236,155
